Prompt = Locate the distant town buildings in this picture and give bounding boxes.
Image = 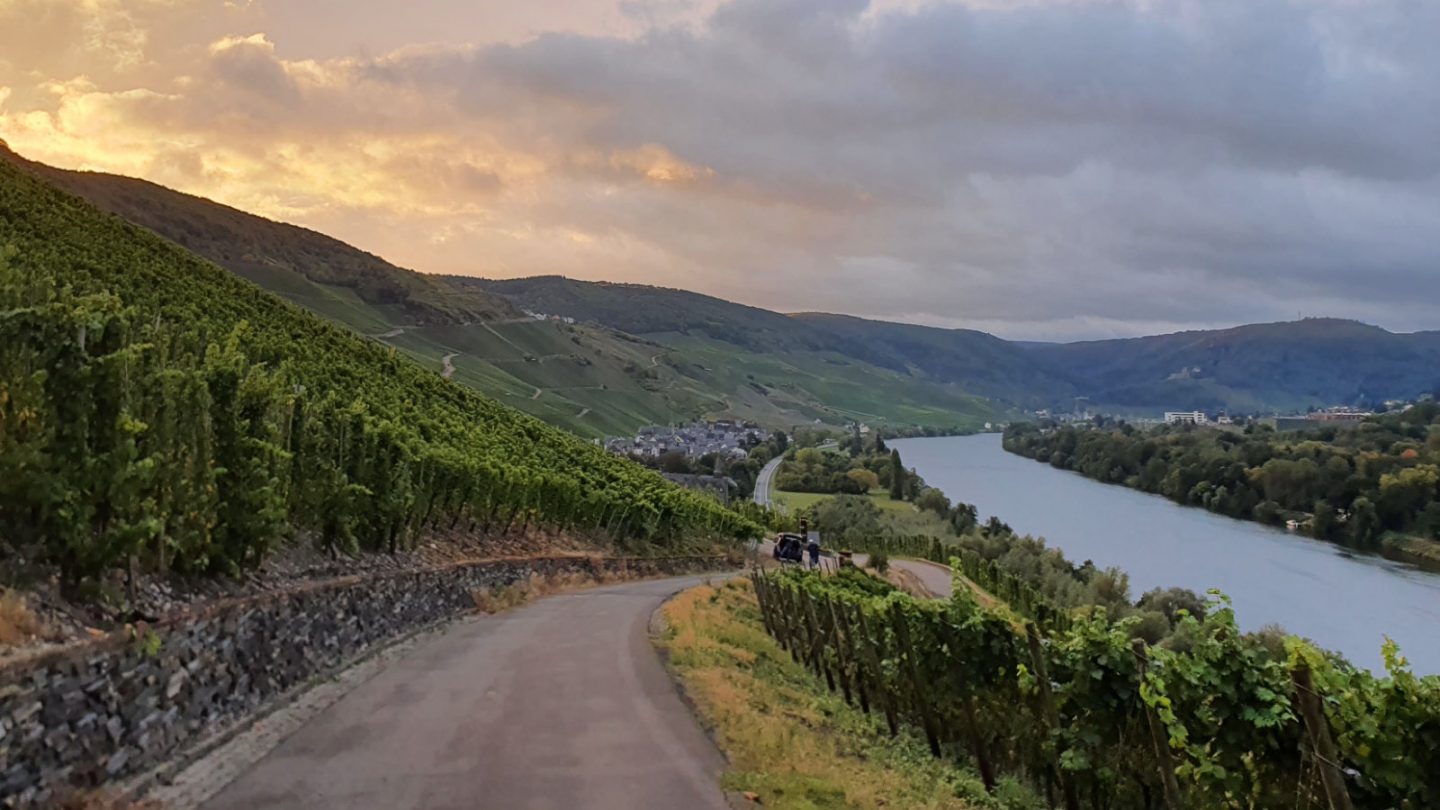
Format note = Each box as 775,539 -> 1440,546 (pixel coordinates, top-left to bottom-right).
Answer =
1261,408 -> 1375,432
605,420 -> 765,461
1164,411 -> 1207,425
1308,410 -> 1370,423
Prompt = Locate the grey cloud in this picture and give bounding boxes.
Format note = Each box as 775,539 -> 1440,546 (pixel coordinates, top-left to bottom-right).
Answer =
21,0 -> 1437,340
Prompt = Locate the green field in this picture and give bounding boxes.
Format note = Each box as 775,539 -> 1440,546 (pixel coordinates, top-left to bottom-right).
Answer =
771,488 -> 917,516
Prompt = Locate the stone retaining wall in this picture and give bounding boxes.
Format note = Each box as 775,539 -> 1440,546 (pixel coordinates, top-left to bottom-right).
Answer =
0,554 -> 727,807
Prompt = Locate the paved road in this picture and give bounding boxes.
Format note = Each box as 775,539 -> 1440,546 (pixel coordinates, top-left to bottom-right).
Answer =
842,552 -> 954,599
753,455 -> 784,508
204,576 -> 731,810
882,556 -> 955,598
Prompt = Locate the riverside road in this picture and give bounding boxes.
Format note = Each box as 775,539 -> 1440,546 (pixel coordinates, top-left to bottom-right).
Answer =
203,576 -> 731,810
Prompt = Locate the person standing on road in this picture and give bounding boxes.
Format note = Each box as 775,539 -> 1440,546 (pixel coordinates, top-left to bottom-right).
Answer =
806,535 -> 820,570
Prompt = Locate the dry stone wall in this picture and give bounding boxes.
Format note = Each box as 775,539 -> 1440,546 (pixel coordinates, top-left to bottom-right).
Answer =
0,554 -> 726,807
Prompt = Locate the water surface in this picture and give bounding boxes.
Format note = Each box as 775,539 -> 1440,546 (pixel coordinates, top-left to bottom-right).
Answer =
892,434 -> 1440,674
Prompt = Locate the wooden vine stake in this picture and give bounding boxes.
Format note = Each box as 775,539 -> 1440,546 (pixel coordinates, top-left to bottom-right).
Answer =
1291,663 -> 1356,810
833,598 -> 869,714
751,573 -> 776,643
941,624 -> 997,793
1131,640 -> 1185,810
803,594 -> 837,692
1025,622 -> 1079,810
824,595 -> 854,706
889,602 -> 942,757
856,605 -> 899,736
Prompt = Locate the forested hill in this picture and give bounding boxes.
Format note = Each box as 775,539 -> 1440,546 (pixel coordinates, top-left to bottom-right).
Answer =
0,154 -> 753,588
474,275 -> 1440,413
6,143 -> 1434,423
1022,318 -> 1440,412
0,142 -> 519,327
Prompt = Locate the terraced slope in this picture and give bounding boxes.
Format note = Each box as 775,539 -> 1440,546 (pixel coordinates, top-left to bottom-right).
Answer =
0,153 -> 753,584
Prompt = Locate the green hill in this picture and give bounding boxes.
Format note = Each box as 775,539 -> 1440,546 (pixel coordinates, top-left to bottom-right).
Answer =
466,276 -> 1058,412
0,150 -> 754,587
7,146 -> 1433,429
0,143 -> 519,329
0,148 -> 1014,434
1024,318 -> 1440,413
0,146 -> 744,437
478,275 -> 1440,415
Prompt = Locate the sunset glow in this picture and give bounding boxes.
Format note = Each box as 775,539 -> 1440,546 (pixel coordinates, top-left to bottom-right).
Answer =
3,0 -> 1438,339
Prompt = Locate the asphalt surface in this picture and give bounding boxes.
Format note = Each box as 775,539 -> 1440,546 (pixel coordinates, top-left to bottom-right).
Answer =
203,575 -> 732,810
871,555 -> 955,598
753,454 -> 783,508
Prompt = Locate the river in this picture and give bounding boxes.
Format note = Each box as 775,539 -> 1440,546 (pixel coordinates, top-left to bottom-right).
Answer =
891,433 -> 1440,675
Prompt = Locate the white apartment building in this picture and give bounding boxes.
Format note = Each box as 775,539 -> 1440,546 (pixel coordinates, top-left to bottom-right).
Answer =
1164,411 -> 1207,425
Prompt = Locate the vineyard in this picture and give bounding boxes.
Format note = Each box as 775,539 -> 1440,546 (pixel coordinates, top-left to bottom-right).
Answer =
837,534 -> 1075,633
750,566 -> 1439,809
0,158 -> 759,590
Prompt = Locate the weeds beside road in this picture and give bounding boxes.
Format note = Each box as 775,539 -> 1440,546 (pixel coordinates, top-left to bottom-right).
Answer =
658,578 -> 1027,810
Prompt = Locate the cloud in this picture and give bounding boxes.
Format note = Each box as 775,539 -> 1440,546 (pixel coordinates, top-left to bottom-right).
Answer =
1,0 -> 1438,339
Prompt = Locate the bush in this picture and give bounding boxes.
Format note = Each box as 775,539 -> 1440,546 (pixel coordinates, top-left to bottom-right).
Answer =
868,550 -> 890,573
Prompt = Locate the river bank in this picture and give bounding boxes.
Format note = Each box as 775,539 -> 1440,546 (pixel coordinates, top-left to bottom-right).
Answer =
890,434 -> 1440,675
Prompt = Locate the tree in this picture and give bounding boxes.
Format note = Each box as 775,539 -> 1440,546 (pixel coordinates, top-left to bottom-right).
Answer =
770,430 -> 788,456
1310,500 -> 1339,541
1377,465 -> 1438,529
888,449 -> 905,500
1349,496 -> 1383,549
657,451 -> 692,474
915,487 -> 950,516
811,493 -> 882,547
845,468 -> 880,491
948,502 -> 978,534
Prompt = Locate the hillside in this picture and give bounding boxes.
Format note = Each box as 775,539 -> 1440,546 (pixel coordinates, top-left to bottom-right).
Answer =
6,146 -> 1433,427
0,147 -> 751,436
0,152 -> 753,586
1,148 -> 1013,434
465,276 -> 1066,409
1025,318 -> 1440,412
0,142 -> 518,329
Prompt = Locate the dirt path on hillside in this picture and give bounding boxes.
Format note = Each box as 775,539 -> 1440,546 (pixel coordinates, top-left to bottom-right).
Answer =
201,576 -> 731,810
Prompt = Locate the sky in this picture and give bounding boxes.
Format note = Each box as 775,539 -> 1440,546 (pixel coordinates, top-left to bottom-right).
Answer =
1,0 -> 1438,341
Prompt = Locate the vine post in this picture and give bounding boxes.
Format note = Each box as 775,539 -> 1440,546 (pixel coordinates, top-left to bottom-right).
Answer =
1291,662 -> 1356,810
803,594 -> 837,692
889,602 -> 942,757
1132,640 -> 1185,810
1025,622 -> 1079,810
824,594 -> 854,706
856,604 -> 899,736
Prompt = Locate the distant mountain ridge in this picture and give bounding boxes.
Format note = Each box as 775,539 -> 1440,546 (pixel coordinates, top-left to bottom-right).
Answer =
474,275 -> 1440,413
5,143 -> 1434,424
461,276 -> 1068,408
1024,317 -> 1440,412
0,148 -> 1009,432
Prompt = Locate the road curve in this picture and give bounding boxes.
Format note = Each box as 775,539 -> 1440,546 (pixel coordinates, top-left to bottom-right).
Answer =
753,454 -> 784,508
851,553 -> 954,599
888,557 -> 955,598
203,575 -> 731,810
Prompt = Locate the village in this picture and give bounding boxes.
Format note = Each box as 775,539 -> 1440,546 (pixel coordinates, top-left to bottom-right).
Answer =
603,419 -> 767,461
